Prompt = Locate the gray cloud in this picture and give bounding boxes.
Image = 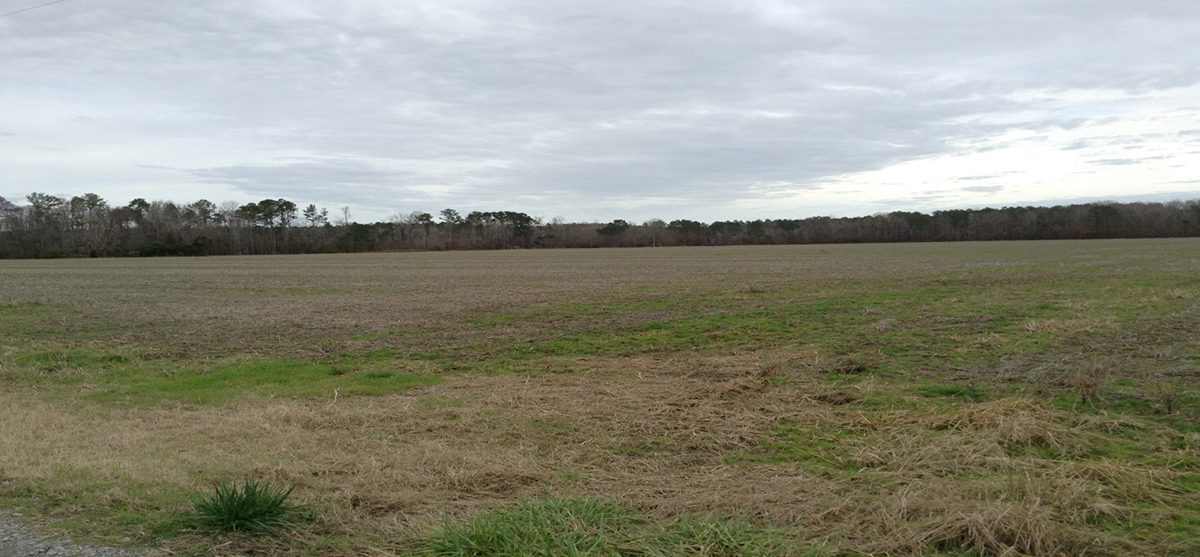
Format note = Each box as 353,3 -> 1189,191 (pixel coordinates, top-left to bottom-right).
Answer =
962,185 -> 1005,193
1028,189 -> 1200,206
1090,154 -> 1173,166
2,0 -> 1199,221
956,174 -> 1012,182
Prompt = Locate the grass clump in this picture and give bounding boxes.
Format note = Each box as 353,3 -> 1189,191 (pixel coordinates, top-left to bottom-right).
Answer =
191,479 -> 298,534
421,498 -> 804,556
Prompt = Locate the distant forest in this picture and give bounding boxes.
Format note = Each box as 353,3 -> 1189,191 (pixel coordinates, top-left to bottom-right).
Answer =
0,193 -> 1197,258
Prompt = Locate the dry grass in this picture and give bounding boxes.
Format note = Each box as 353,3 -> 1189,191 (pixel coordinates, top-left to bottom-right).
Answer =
871,480 -> 1119,557
923,398 -> 1076,450
1024,318 -> 1112,334
1,240 -> 1199,555
5,365 -> 1145,555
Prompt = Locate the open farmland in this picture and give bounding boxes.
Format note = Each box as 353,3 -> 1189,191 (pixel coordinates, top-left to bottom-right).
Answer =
1,240 -> 1198,556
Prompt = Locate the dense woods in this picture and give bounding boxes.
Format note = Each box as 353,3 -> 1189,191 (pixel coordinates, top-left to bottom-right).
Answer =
0,193 -> 1197,258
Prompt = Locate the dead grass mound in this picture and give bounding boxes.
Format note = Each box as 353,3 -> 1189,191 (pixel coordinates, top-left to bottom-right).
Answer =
701,357 -> 787,398
1055,460 -> 1177,500
850,400 -> 1080,474
1024,318 -> 1112,334
923,398 -> 1076,450
851,431 -> 1015,474
869,479 -> 1128,556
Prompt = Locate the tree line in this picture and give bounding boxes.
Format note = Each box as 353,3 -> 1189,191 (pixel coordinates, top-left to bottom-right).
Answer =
0,192 -> 1197,258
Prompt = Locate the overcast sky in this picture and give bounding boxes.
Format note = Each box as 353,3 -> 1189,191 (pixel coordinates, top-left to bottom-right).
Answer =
2,0 -> 1198,223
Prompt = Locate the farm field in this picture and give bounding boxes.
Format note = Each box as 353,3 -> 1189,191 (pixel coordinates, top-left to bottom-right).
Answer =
1,240 -> 1198,556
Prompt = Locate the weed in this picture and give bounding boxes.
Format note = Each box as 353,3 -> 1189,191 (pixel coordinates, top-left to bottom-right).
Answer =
1143,378 -> 1183,415
832,354 -> 876,374
190,479 -> 298,534
1064,364 -> 1113,406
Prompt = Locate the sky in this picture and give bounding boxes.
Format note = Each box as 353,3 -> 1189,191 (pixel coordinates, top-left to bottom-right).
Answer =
2,0 -> 1198,223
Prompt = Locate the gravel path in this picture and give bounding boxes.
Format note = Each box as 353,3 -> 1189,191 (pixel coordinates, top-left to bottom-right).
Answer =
0,513 -> 142,557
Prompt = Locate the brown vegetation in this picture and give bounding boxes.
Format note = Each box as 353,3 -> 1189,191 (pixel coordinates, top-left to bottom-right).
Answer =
0,240 -> 1197,555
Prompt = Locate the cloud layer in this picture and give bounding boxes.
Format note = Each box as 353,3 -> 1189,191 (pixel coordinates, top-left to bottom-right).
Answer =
2,0 -> 1198,221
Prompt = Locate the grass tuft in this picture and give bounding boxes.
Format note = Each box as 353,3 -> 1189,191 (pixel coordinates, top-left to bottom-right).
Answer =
190,479 -> 298,534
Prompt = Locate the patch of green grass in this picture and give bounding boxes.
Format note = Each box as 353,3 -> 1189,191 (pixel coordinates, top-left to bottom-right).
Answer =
467,311 -> 803,370
0,471 -> 192,546
1140,471 -> 1200,549
90,358 -> 441,405
534,293 -> 692,321
458,267 -> 1077,378
730,423 -> 861,475
330,347 -> 443,376
645,514 -> 811,557
434,278 -> 1125,380
420,498 -> 808,557
0,302 -> 70,338
423,498 -> 636,556
0,302 -> 127,341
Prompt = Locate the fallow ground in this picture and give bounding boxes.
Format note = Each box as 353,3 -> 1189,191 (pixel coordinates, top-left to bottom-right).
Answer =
1,240 -> 1197,555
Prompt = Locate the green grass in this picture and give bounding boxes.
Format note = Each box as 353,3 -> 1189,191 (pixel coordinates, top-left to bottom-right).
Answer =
0,302 -> 125,341
1,242 -> 1198,555
730,423 -> 863,475
419,268 -> 1155,378
89,358 -> 441,404
420,498 -> 810,557
0,336 -> 443,404
0,302 -> 72,338
0,471 -> 193,546
191,479 -> 298,533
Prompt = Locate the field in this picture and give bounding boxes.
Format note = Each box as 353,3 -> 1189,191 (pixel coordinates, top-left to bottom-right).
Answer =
1,240 -> 1198,556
